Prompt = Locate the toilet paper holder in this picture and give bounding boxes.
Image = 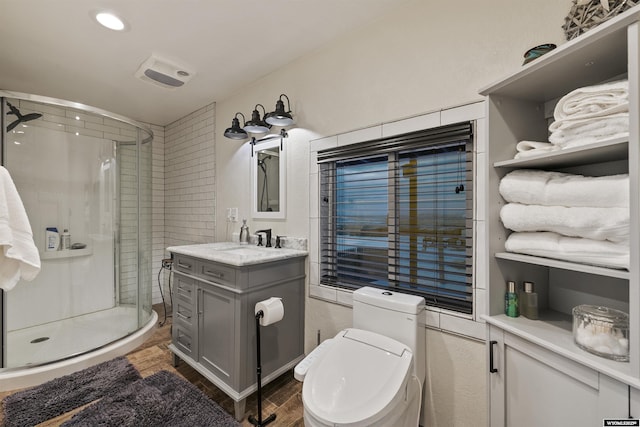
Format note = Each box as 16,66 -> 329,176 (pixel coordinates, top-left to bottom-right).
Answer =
249,297 -> 284,427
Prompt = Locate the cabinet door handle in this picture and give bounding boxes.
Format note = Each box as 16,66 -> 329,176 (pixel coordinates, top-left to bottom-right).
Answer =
178,261 -> 192,270
489,340 -> 498,373
204,269 -> 224,279
177,312 -> 191,321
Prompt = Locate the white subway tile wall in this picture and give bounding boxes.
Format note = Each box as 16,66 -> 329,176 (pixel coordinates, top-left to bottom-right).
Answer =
118,143 -> 139,305
164,103 -> 216,248
151,123 -> 166,305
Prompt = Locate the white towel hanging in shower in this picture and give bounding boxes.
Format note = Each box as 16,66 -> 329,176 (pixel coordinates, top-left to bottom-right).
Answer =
0,166 -> 40,291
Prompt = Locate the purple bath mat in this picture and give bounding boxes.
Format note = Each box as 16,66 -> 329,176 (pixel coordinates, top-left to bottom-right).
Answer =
3,356 -> 142,427
61,370 -> 240,426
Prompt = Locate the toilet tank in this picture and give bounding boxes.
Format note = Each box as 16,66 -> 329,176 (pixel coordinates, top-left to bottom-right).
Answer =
353,287 -> 426,382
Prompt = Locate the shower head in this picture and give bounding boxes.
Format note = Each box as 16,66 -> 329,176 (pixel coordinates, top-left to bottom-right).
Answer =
6,102 -> 43,132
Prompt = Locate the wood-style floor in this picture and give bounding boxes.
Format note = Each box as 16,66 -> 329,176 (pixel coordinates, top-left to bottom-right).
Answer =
0,304 -> 304,426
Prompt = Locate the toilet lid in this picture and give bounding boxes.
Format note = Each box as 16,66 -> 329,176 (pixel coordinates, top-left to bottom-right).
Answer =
303,328 -> 413,426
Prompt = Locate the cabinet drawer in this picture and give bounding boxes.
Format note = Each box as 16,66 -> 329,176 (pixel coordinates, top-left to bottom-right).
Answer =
175,299 -> 194,328
172,324 -> 194,357
174,275 -> 195,304
174,255 -> 197,275
199,260 -> 236,288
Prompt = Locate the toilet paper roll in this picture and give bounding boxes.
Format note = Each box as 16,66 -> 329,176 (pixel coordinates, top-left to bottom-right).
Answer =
255,297 -> 284,326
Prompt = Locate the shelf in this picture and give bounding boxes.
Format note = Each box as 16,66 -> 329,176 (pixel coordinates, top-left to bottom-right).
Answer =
479,8 -> 638,101
483,6 -> 640,419
40,247 -> 92,260
484,312 -> 638,387
495,252 -> 630,280
493,137 -> 628,169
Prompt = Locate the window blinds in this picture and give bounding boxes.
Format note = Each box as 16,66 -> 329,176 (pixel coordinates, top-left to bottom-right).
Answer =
318,122 -> 473,313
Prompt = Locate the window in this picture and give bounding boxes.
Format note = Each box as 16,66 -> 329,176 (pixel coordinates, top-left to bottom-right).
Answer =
319,122 -> 474,314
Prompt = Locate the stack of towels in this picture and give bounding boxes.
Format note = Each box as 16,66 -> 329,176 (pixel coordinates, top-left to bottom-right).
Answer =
515,79 -> 629,158
499,169 -> 629,270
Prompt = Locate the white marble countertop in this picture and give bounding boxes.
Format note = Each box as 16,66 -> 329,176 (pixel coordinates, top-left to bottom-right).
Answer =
167,242 -> 308,267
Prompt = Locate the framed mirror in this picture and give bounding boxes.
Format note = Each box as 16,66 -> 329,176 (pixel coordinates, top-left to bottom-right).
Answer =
251,138 -> 286,219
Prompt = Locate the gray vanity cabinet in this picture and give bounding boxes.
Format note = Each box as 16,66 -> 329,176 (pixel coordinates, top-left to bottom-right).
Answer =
168,250 -> 306,420
172,273 -> 196,358
198,283 -> 235,384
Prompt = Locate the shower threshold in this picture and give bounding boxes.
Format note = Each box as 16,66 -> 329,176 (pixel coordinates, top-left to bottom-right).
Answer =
5,306 -> 141,368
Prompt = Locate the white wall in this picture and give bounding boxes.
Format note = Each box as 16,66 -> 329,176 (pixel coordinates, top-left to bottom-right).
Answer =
215,0 -> 571,236
212,1 -> 573,425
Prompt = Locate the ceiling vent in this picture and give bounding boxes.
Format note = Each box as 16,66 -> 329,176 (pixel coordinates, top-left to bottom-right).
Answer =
135,55 -> 194,89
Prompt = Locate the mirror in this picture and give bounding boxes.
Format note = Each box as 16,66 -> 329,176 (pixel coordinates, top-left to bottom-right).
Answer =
251,138 -> 286,219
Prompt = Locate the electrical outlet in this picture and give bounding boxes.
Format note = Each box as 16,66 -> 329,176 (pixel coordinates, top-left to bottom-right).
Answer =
227,207 -> 238,222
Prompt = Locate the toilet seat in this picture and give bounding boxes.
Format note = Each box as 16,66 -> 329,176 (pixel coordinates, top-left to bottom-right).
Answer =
302,328 -> 413,426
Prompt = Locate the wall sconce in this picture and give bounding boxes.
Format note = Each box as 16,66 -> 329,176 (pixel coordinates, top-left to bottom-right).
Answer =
224,112 -> 248,140
250,129 -> 288,157
265,94 -> 294,126
243,104 -> 271,134
224,94 -> 294,148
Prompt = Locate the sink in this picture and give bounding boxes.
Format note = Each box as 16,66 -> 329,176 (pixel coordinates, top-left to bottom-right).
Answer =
208,243 -> 274,252
208,242 -> 246,251
222,247 -> 268,256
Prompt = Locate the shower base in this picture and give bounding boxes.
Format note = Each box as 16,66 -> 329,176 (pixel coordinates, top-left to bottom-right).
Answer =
0,307 -> 157,391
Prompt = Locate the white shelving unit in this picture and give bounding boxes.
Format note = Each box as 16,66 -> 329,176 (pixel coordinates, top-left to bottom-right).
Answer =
481,7 -> 640,426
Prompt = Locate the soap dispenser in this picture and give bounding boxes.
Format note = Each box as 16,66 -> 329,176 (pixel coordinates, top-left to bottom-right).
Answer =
239,219 -> 250,245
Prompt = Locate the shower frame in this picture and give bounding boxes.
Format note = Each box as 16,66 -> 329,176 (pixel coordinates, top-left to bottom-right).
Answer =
0,90 -> 154,370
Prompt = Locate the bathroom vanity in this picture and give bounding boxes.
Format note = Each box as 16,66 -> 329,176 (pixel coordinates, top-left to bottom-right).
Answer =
166,242 -> 307,420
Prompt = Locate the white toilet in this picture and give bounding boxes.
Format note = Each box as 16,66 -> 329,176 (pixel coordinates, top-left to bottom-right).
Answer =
301,286 -> 425,427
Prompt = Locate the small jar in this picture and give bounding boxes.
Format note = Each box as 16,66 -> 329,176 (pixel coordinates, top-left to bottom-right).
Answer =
572,305 -> 629,362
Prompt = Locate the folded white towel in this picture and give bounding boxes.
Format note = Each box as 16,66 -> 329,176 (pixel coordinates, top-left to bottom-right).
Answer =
505,231 -> 629,270
499,169 -> 629,208
549,113 -> 629,147
500,203 -> 628,243
0,167 -> 40,291
514,140 -> 559,159
554,80 -> 628,121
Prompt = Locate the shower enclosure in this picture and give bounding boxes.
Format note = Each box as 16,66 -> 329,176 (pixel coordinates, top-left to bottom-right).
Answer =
0,92 -> 154,380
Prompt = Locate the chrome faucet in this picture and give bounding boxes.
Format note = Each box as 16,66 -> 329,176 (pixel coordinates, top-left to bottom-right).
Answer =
256,229 -> 272,247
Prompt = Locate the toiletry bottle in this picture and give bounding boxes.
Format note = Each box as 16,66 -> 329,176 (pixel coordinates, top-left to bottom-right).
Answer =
505,280 -> 519,318
45,227 -> 60,252
239,219 -> 249,245
521,281 -> 539,320
61,229 -> 71,250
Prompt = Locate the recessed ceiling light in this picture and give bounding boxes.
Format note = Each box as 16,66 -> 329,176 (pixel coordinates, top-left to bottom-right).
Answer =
94,11 -> 126,31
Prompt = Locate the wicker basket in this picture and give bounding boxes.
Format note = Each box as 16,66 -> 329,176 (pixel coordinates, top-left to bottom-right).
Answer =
563,0 -> 638,40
